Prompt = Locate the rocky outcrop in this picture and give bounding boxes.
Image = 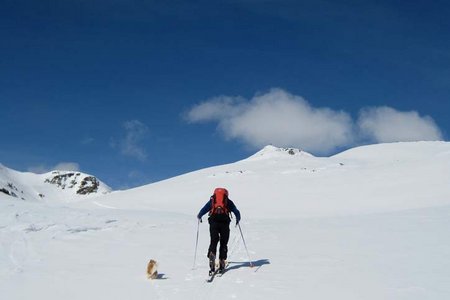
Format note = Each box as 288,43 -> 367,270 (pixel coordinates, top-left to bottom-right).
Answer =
1,165 -> 110,202
45,172 -> 81,189
44,171 -> 103,195
1,187 -> 15,197
76,176 -> 100,195
0,182 -> 19,198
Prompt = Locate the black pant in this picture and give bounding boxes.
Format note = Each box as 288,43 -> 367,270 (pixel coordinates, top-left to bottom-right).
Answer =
208,219 -> 230,260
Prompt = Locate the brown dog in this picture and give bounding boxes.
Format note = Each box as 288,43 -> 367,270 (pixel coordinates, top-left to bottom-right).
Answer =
146,259 -> 158,279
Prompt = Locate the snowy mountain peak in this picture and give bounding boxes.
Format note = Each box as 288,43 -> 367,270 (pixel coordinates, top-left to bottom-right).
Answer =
43,170 -> 108,195
0,164 -> 111,202
247,145 -> 313,160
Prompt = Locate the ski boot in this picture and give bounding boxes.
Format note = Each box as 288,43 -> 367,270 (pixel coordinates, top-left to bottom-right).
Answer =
218,259 -> 226,274
208,252 -> 216,276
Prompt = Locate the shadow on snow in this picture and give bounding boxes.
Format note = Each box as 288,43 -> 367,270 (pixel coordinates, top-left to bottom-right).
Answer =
155,273 -> 168,280
227,259 -> 270,272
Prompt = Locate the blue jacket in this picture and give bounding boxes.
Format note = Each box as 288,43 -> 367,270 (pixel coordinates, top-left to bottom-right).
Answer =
197,198 -> 241,223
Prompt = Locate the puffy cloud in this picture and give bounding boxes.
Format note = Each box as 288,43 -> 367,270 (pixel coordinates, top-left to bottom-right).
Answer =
186,88 -> 354,153
185,96 -> 245,123
186,89 -> 443,154
358,106 -> 443,143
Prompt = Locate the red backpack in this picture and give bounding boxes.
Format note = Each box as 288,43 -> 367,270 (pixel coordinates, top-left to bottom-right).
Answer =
210,188 -> 229,215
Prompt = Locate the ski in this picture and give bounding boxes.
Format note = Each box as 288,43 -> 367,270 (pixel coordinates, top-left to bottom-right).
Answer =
216,269 -> 226,277
206,261 -> 228,282
206,269 -> 219,283
216,262 -> 229,277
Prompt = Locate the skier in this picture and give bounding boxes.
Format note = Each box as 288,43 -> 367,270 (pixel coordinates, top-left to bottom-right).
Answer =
197,187 -> 241,274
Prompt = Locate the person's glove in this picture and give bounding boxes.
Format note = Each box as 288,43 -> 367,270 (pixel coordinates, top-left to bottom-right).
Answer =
197,214 -> 202,223
236,217 -> 240,226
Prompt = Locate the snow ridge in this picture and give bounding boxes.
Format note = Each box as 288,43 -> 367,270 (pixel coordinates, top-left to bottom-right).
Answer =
245,145 -> 313,160
0,165 -> 111,202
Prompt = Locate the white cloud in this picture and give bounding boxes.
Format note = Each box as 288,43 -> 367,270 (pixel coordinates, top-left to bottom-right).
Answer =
113,120 -> 149,161
186,89 -> 444,154
28,162 -> 80,174
358,106 -> 443,143
186,88 -> 354,153
185,96 -> 245,123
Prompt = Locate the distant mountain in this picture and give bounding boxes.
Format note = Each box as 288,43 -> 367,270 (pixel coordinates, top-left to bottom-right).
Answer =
0,164 -> 111,202
245,145 -> 313,160
89,141 -> 450,218
2,141 -> 450,214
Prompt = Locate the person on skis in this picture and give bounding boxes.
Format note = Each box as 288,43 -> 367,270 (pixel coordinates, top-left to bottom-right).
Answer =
197,187 -> 241,274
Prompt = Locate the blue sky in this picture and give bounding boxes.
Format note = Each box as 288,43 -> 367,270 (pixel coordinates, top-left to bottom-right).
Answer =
1,0 -> 449,189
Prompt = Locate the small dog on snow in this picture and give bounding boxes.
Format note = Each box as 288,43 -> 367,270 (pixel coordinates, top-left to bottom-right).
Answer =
146,259 -> 158,280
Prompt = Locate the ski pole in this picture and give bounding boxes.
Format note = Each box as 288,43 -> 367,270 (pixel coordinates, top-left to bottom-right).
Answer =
193,218 -> 200,269
237,223 -> 254,267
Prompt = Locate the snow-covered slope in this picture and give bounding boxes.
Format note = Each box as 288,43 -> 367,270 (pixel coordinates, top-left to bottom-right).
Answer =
1,142 -> 450,300
0,164 -> 111,202
90,141 -> 450,218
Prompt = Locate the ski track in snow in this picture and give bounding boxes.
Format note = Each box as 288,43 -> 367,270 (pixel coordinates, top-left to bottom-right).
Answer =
93,201 -> 118,209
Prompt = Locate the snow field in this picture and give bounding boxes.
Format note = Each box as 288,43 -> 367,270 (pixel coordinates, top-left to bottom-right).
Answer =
1,142 -> 450,299
2,195 -> 450,299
